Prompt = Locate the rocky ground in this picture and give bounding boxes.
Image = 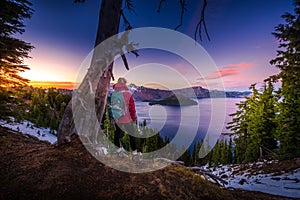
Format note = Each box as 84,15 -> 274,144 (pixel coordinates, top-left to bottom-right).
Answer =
0,126 -> 298,200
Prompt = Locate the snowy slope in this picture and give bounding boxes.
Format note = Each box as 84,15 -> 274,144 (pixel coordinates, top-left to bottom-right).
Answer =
202,162 -> 300,198
0,119 -> 57,144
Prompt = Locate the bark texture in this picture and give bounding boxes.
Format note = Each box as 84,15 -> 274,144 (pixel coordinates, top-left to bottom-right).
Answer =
57,0 -> 123,145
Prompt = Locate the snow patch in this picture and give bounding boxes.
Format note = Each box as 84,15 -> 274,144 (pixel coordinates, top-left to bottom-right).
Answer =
0,119 -> 57,144
202,162 -> 300,198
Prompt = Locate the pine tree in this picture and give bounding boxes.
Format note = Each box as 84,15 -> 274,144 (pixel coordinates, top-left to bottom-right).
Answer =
211,140 -> 220,168
257,78 -> 278,157
270,1 -> 300,159
229,78 -> 280,163
102,107 -> 115,151
191,142 -> 197,165
0,0 -> 34,87
228,138 -> 233,164
0,88 -> 14,120
179,145 -> 192,166
220,140 -> 231,164
0,0 -> 34,120
228,84 -> 260,163
144,128 -> 159,152
24,88 -> 71,130
245,80 -> 278,161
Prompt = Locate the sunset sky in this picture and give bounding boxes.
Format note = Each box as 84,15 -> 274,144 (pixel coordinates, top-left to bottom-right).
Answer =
19,0 -> 294,91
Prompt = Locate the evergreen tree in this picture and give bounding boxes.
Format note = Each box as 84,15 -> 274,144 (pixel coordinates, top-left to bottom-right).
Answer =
0,0 -> 34,87
179,145 -> 192,166
211,140 -> 220,168
24,88 -> 71,131
208,139 -> 232,166
0,88 -> 14,120
227,138 -> 233,164
228,84 -> 260,163
270,0 -> 300,159
220,141 -> 230,164
229,79 -> 280,163
245,80 -> 278,161
257,78 -> 278,157
191,142 -> 197,165
0,0 -> 33,120
102,107 -> 116,151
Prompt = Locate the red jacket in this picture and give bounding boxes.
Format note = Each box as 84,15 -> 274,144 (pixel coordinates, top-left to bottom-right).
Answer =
112,83 -> 137,123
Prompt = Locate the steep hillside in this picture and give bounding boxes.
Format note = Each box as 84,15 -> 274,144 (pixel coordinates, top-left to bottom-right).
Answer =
0,126 -> 296,200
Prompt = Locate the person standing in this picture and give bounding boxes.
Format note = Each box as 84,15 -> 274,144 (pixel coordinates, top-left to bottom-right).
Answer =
111,77 -> 140,155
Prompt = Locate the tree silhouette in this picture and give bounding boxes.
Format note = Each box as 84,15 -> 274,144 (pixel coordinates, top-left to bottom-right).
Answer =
270,0 -> 300,159
0,0 -> 34,87
0,0 -> 34,119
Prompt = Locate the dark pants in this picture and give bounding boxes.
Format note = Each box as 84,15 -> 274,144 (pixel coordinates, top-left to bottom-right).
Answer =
114,122 -> 137,151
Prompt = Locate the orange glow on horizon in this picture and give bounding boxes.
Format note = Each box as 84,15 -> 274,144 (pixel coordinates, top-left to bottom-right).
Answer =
29,81 -> 79,90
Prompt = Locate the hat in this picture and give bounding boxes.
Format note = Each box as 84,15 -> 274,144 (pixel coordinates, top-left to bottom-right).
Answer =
117,77 -> 127,84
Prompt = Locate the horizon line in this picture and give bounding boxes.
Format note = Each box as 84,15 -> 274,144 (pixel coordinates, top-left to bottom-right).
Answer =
28,81 -> 79,90
27,81 -> 249,92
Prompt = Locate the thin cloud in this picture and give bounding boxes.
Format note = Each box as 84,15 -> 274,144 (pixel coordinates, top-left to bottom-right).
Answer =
222,62 -> 254,69
197,62 -> 254,81
208,69 -> 240,79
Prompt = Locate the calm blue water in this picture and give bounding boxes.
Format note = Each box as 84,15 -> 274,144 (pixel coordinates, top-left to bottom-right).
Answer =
135,98 -> 244,147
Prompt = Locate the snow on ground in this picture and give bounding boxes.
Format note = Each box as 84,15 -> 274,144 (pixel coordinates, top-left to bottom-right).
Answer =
0,119 -> 57,144
202,162 -> 300,198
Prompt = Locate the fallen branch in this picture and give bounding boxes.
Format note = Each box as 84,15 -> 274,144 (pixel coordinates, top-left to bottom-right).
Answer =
187,166 -> 228,186
154,157 -> 185,166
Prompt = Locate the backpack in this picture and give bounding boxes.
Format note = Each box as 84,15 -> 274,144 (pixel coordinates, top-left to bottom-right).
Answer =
108,91 -> 126,119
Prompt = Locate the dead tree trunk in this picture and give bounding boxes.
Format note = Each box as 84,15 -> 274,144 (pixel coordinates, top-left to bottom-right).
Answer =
57,0 -> 123,145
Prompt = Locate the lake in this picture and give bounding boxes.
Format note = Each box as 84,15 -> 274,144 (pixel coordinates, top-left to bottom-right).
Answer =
135,98 -> 244,148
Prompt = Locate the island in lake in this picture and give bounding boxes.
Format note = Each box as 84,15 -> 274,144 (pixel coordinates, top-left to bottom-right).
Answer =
149,94 -> 198,106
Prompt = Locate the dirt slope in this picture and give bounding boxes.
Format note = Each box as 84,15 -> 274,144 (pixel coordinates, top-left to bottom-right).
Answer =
0,126 -> 297,200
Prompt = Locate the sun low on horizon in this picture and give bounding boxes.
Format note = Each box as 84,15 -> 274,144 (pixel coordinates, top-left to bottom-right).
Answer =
19,49 -> 82,89
20,62 -> 78,89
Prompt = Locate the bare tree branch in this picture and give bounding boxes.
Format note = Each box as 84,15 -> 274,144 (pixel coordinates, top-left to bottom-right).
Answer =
121,54 -> 130,70
195,0 -> 210,41
119,9 -> 140,72
108,66 -> 115,81
175,0 -> 187,30
120,9 -> 132,30
157,0 -> 187,31
154,157 -> 185,166
157,0 -> 166,13
124,0 -> 137,15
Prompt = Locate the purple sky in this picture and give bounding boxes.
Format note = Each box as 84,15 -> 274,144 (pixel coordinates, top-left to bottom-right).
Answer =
19,0 -> 294,91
